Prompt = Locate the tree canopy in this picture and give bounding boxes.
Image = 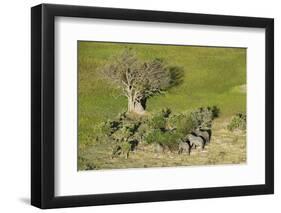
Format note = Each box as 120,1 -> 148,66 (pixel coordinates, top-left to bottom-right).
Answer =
100,48 -> 183,114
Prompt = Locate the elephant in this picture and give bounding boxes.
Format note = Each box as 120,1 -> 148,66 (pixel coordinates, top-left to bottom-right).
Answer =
192,129 -> 212,144
178,140 -> 192,155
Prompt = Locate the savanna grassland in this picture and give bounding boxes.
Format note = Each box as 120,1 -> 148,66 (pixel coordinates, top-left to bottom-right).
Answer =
78,41 -> 246,170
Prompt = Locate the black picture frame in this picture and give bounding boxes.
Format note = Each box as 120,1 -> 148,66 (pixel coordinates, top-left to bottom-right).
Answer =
31,3 -> 274,209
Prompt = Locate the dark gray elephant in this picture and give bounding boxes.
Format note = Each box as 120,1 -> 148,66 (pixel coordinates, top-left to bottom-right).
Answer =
178,139 -> 191,155
192,129 -> 212,144
187,133 -> 206,150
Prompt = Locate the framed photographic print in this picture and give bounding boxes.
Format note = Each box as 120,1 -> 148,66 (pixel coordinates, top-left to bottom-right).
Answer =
31,3 -> 274,209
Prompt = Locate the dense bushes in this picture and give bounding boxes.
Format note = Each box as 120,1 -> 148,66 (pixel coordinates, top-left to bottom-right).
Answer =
96,106 -> 219,157
100,120 -> 121,136
227,113 -> 246,131
190,106 -> 220,129
112,122 -> 141,143
147,106 -> 219,150
145,130 -> 181,150
148,112 -> 167,130
168,113 -> 196,136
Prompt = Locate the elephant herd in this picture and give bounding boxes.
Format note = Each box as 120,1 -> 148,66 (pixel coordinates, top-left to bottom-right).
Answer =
178,129 -> 212,155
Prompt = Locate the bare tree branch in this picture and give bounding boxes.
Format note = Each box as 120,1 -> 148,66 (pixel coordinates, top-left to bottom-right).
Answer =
99,48 -> 184,114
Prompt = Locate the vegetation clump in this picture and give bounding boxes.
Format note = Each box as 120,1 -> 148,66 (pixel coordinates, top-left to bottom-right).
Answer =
227,113 -> 246,131
97,106 -> 219,157
190,106 -> 220,129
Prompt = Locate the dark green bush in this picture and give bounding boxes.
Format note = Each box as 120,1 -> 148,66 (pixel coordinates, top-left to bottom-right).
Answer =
161,107 -> 172,118
134,121 -> 149,143
168,113 -> 196,136
111,120 -> 141,141
160,131 -> 182,150
123,120 -> 141,134
142,106 -> 220,151
100,119 -> 121,136
148,112 -> 167,130
190,106 -> 218,129
111,142 -> 132,159
97,106 -> 220,154
145,129 -> 181,150
112,126 -> 132,142
227,113 -> 246,131
210,105 -> 220,119
145,129 -> 163,144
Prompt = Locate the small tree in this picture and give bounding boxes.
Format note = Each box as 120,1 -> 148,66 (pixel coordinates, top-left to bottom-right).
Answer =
100,48 -> 182,114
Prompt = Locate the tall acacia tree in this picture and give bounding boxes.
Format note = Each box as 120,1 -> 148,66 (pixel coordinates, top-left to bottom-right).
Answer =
100,48 -> 183,114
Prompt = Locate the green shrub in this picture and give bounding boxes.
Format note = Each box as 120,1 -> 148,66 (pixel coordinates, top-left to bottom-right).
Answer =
145,129 -> 181,150
227,113 -> 246,131
143,106 -> 220,151
210,105 -> 220,119
112,126 -> 132,142
112,142 -> 132,159
123,120 -> 140,133
190,106 -> 218,129
111,121 -> 140,141
161,107 -> 172,118
134,121 -> 149,143
100,119 -> 121,136
145,129 -> 163,144
148,112 -> 167,130
160,131 -> 182,150
96,106 -> 219,153
168,113 -> 196,136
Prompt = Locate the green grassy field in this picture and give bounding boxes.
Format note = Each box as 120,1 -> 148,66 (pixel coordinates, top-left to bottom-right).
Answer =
78,41 -> 246,170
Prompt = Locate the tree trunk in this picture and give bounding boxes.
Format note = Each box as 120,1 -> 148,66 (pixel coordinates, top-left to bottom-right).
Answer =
128,96 -> 134,112
127,96 -> 146,114
134,100 -> 145,114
